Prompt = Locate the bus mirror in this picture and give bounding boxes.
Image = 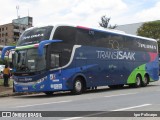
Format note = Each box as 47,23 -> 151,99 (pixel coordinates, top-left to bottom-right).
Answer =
38,39 -> 62,56
1,46 -> 16,60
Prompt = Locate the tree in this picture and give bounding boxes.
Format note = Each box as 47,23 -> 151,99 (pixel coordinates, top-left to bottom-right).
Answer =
99,15 -> 117,29
137,20 -> 160,52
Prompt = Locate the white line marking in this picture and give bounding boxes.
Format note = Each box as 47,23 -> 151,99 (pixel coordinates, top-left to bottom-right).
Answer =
61,104 -> 151,120
62,117 -> 83,120
112,104 -> 151,111
104,92 -> 137,98
14,100 -> 72,108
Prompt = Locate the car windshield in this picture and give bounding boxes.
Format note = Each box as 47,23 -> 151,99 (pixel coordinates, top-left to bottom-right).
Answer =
13,48 -> 46,72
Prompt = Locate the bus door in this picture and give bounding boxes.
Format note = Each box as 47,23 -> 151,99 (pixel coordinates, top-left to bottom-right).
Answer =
49,52 -> 61,78
85,59 -> 99,87
107,61 -> 124,85
75,58 -> 87,75
50,52 -> 60,69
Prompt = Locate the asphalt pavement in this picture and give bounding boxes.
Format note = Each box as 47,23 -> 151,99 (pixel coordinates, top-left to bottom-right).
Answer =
0,80 -> 160,120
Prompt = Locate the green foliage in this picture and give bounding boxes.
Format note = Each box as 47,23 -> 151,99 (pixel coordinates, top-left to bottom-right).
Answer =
0,79 -> 13,86
9,42 -> 17,46
0,58 -> 9,65
99,15 -> 117,29
137,21 -> 160,52
137,20 -> 160,39
0,44 -> 15,65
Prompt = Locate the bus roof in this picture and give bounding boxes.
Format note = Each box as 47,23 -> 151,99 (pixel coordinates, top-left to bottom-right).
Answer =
76,25 -> 157,42
26,23 -> 157,42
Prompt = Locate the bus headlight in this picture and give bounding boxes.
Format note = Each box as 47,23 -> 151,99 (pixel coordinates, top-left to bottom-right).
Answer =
40,85 -> 45,89
36,77 -> 46,84
37,79 -> 44,84
14,81 -> 18,85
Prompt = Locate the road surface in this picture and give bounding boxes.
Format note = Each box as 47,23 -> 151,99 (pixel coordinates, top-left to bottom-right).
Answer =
1,80 -> 160,120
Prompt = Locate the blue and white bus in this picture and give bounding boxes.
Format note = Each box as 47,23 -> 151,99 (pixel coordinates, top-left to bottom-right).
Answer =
1,24 -> 159,95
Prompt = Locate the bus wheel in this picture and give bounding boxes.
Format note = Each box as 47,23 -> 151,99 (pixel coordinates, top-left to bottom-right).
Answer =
44,92 -> 54,96
72,77 -> 83,95
141,75 -> 149,87
133,75 -> 142,88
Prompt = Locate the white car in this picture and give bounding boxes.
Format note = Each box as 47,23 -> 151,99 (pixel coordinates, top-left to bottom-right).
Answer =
0,65 -> 5,73
0,65 -> 5,78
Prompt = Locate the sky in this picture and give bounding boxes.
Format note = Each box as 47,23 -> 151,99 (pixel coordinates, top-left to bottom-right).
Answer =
0,0 -> 160,28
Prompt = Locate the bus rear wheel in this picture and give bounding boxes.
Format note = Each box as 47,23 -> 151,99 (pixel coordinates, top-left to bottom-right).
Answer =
141,75 -> 149,87
72,77 -> 83,95
132,75 -> 142,88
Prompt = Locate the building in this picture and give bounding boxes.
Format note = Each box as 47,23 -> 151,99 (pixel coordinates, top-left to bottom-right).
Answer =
0,16 -> 33,45
0,23 -> 13,45
115,22 -> 145,35
116,20 -> 160,36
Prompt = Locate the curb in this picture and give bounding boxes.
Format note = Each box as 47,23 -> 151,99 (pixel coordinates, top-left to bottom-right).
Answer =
0,92 -> 14,97
0,92 -> 29,97
0,91 -> 38,97
0,89 -> 16,97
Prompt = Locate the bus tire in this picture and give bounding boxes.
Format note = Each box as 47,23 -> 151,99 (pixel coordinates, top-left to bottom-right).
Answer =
141,75 -> 149,87
72,77 -> 83,95
133,75 -> 142,88
44,92 -> 54,96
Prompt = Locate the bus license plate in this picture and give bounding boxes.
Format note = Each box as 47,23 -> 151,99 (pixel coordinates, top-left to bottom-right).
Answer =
22,87 -> 28,90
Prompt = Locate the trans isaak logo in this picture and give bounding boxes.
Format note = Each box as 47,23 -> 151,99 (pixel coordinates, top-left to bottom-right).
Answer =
96,50 -> 135,61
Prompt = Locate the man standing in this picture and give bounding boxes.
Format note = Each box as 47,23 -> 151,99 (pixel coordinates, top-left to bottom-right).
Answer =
3,65 -> 10,87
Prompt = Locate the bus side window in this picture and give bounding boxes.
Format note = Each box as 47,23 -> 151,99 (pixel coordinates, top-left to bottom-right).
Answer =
50,53 -> 60,68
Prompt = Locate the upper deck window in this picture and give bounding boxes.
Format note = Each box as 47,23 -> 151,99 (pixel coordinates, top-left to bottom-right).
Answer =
17,26 -> 53,46
53,26 -> 76,44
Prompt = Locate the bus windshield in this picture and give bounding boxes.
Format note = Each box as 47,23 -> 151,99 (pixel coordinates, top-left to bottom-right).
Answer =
13,48 -> 46,72
17,26 -> 53,46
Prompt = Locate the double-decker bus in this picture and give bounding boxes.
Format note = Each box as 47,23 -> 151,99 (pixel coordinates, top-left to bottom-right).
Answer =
1,24 -> 159,95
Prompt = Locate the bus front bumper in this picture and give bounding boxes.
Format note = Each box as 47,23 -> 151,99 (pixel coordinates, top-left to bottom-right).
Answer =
14,81 -> 64,93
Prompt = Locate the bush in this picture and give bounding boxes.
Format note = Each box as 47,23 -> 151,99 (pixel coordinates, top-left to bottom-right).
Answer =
0,79 -> 13,86
0,58 -> 10,65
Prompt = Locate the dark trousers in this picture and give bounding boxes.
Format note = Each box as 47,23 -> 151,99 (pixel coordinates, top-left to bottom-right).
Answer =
3,74 -> 9,87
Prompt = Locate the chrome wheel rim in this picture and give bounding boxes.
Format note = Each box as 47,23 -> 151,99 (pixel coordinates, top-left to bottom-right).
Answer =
136,77 -> 141,86
75,80 -> 82,92
144,76 -> 148,84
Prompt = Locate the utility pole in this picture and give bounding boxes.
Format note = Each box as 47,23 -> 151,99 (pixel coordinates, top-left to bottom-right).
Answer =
16,5 -> 19,18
